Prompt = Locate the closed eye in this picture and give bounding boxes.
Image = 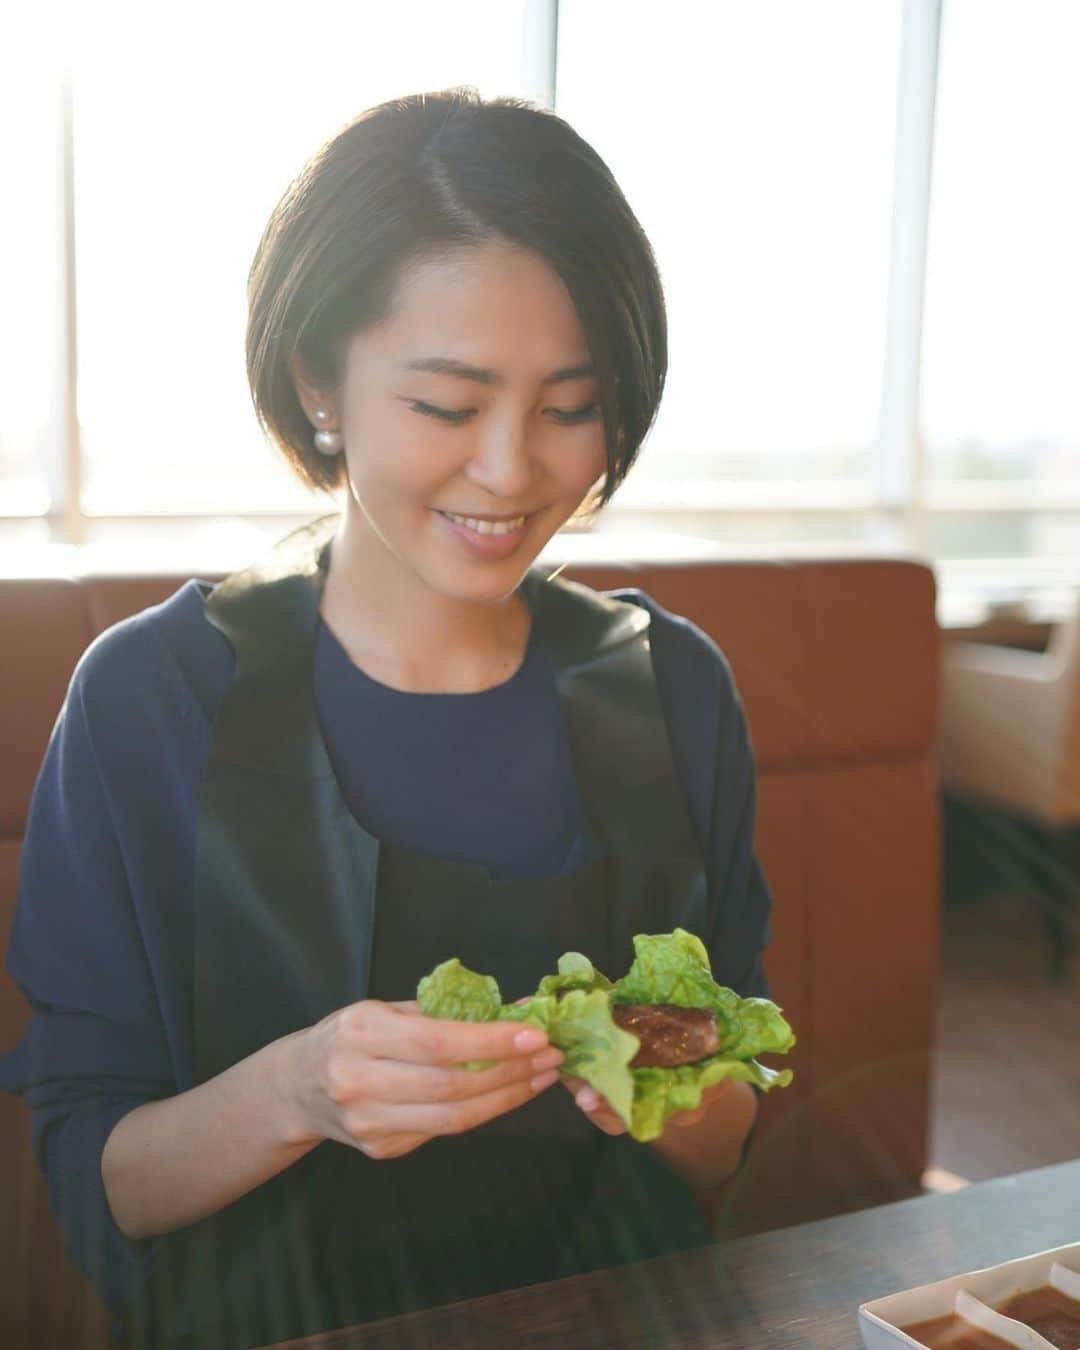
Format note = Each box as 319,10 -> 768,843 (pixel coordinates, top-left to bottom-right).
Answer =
406,400 -> 600,426
407,400 -> 473,425
550,403 -> 601,425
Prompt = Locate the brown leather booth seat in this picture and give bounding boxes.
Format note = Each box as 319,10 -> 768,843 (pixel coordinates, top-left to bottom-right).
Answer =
0,556 -> 940,1348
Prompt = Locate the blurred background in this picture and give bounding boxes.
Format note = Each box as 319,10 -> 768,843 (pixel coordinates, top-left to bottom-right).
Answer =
1,0 -> 1076,1188
3,0 -> 1078,609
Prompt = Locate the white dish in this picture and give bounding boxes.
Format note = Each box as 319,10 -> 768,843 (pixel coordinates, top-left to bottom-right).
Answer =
858,1243 -> 1080,1349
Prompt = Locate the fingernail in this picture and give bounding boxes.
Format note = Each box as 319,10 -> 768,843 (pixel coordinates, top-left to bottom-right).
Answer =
530,1069 -> 559,1092
531,1047 -> 564,1073
576,1088 -> 599,1111
513,1027 -> 547,1051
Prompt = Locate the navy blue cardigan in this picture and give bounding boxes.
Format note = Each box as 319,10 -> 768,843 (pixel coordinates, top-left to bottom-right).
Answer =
0,578 -> 773,1320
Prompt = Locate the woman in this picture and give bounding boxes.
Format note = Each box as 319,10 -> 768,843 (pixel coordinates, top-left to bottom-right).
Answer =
1,89 -> 772,1347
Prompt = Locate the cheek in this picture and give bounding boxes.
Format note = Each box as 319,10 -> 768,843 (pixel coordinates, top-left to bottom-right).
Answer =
544,424 -> 607,488
345,414 -> 450,496
569,433 -> 609,493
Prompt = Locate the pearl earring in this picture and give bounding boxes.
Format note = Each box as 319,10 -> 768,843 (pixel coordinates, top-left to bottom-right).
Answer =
312,407 -> 343,456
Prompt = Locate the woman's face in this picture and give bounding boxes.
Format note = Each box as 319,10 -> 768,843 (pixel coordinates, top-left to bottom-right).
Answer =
296,239 -> 610,604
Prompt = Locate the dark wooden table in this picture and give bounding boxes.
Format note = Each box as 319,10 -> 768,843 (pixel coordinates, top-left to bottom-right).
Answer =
267,1160 -> 1078,1349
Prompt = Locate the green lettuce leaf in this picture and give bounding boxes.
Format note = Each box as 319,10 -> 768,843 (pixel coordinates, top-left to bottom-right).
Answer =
417,957 -> 502,1022
503,988 -> 639,1125
416,958 -> 503,1068
614,930 -> 740,1036
535,950 -> 614,998
416,957 -> 637,1106
630,1055 -> 794,1142
414,930 -> 795,1141
612,930 -> 795,1140
722,996 -> 797,1060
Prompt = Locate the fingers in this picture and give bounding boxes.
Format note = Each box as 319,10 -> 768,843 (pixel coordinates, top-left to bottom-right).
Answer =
671,1107 -> 706,1127
564,1074 -> 722,1134
560,1077 -> 628,1136
561,1077 -> 608,1116
664,1081 -> 735,1128
357,1131 -> 431,1161
383,1067 -> 562,1138
357,1002 -> 550,1066
576,1102 -> 627,1135
370,1045 -> 564,1105
672,1080 -> 732,1125
574,1085 -> 602,1112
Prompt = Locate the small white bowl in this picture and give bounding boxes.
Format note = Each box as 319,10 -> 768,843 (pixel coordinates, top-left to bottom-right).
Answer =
858,1243 -> 1080,1349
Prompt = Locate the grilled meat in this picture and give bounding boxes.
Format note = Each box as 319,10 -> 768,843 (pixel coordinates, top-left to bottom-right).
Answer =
611,1003 -> 720,1068
552,988 -> 720,1067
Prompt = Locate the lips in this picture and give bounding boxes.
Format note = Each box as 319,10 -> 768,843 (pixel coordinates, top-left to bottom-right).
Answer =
439,510 -> 528,536
435,509 -> 531,559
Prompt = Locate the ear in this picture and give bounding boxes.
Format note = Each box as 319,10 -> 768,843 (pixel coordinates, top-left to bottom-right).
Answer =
289,355 -> 339,429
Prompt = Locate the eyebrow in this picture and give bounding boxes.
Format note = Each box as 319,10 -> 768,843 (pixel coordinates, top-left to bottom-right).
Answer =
401,357 -> 596,387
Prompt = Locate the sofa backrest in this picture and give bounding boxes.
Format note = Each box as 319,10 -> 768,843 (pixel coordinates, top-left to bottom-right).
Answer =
0,556 -> 940,1347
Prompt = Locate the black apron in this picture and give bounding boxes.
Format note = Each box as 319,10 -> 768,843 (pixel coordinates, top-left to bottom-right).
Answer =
121,514 -> 713,1349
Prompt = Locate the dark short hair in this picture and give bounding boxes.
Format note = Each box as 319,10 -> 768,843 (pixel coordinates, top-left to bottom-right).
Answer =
246,87 -> 667,512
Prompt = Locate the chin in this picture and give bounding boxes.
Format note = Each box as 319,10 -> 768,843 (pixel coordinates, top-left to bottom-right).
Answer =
427,564 -> 533,606
419,511 -> 554,598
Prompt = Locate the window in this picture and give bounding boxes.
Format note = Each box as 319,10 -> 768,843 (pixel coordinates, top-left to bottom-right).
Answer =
921,0 -> 1080,567
558,0 -> 902,515
1,0 -> 1077,620
0,20 -> 61,538
72,1 -> 528,519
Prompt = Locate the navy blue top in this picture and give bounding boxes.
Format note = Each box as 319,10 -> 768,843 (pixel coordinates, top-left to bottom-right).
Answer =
0,576 -> 773,1323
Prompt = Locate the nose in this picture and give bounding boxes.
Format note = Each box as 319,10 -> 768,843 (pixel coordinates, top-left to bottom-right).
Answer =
464,413 -> 536,501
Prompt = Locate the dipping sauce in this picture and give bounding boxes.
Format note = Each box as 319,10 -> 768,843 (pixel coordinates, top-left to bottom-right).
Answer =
995,1285 -> 1080,1349
900,1313 -> 1015,1349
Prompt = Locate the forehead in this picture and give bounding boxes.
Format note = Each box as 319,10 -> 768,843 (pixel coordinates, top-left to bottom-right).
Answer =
373,240 -> 590,364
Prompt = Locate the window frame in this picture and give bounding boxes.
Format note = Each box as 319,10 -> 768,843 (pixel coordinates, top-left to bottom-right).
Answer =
5,0 -> 1078,627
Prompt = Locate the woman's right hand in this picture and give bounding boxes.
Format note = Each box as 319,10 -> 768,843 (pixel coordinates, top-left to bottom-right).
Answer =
276,1000 -> 564,1161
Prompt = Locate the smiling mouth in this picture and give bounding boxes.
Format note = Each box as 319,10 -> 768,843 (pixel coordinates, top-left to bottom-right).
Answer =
437,510 -> 529,536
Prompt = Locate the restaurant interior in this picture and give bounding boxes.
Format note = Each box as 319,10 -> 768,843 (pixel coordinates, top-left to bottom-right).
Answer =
0,3 -> 1077,1347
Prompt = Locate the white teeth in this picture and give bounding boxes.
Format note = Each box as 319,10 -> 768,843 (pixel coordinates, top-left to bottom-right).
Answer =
443,512 -> 526,536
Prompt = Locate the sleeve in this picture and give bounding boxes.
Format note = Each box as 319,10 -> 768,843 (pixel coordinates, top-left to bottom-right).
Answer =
0,639 -> 177,1315
633,592 -> 777,1169
701,681 -> 774,1003
631,592 -> 775,1000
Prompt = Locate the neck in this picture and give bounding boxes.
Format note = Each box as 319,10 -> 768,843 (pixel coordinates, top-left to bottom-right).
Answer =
318,506 -> 532,694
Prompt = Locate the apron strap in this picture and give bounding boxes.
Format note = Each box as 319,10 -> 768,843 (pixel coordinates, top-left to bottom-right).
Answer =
193,514 -> 706,1082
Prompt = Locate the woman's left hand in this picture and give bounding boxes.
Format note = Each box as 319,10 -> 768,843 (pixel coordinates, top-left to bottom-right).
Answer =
561,1076 -> 733,1136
